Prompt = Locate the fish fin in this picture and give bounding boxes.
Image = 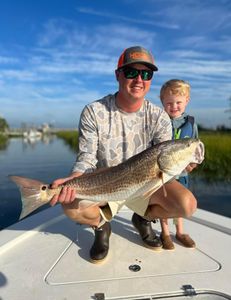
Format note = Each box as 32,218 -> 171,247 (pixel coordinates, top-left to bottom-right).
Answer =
142,188 -> 158,200
78,200 -> 99,211
147,170 -> 172,199
159,172 -> 168,197
9,175 -> 47,219
125,183 -> 162,215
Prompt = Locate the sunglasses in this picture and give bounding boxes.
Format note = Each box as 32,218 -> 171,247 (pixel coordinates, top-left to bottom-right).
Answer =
120,67 -> 153,81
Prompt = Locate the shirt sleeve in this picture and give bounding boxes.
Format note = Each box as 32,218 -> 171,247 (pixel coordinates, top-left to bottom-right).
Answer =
152,109 -> 172,144
72,105 -> 99,173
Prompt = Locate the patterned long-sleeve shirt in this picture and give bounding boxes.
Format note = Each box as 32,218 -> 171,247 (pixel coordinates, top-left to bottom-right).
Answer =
72,93 -> 172,173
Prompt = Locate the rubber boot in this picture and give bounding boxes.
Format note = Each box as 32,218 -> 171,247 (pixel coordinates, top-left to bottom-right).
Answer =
132,213 -> 162,250
90,222 -> 111,263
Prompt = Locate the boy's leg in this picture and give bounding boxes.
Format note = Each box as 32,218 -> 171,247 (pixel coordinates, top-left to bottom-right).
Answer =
175,177 -> 196,248
175,217 -> 184,235
160,218 -> 170,236
160,218 -> 175,250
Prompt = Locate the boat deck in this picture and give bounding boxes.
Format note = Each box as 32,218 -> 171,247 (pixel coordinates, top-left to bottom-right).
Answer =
0,206 -> 231,299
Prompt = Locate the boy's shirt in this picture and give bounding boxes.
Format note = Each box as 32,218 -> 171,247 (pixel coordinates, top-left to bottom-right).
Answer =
171,112 -> 198,178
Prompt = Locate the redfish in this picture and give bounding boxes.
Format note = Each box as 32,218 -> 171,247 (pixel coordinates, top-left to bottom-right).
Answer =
10,138 -> 204,219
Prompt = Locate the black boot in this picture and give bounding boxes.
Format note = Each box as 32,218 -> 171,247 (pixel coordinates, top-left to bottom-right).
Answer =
90,222 -> 111,263
132,213 -> 162,250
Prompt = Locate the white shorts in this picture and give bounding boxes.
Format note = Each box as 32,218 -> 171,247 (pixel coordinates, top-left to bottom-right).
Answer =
100,197 -> 150,222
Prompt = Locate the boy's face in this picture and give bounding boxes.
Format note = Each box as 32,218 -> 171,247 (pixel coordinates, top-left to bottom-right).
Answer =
162,93 -> 189,119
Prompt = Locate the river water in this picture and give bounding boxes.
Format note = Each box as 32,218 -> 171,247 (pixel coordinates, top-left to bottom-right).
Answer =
0,136 -> 76,229
0,136 -> 230,230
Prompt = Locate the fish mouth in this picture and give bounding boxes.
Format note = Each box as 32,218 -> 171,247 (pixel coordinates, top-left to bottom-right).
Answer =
194,141 -> 205,164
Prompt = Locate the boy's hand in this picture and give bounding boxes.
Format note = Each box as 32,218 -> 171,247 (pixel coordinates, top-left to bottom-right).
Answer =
185,163 -> 198,173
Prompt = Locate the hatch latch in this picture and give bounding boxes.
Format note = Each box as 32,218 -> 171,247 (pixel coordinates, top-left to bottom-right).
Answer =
182,284 -> 197,296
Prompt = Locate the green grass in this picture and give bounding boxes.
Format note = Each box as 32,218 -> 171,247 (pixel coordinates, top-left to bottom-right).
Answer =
193,131 -> 231,182
56,130 -> 79,151
0,134 -> 9,150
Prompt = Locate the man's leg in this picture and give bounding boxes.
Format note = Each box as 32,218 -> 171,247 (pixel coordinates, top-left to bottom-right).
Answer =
145,180 -> 197,220
62,200 -> 111,263
62,199 -> 101,226
132,213 -> 162,250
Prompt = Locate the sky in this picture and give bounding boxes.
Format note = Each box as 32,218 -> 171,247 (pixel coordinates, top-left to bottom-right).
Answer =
0,0 -> 230,129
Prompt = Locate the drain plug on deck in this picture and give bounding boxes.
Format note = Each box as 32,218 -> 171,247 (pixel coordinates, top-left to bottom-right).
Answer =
94,293 -> 105,300
129,264 -> 141,272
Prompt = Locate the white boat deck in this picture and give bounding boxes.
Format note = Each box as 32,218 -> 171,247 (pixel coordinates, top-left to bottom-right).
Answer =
0,206 -> 231,300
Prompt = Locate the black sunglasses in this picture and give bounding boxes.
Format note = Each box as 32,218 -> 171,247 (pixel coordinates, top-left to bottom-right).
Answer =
120,67 -> 153,81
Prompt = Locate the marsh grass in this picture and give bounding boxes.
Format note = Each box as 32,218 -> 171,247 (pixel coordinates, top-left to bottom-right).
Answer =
0,134 -> 9,150
56,130 -> 79,151
193,131 -> 231,182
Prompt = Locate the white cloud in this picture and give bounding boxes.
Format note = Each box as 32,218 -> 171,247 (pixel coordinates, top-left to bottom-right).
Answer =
0,69 -> 37,81
0,56 -> 19,64
145,0 -> 231,33
77,7 -> 180,29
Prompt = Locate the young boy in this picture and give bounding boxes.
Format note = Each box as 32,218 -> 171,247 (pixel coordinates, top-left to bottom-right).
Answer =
159,79 -> 198,250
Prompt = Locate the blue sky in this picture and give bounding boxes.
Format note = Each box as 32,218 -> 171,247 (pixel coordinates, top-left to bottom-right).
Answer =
0,0 -> 230,129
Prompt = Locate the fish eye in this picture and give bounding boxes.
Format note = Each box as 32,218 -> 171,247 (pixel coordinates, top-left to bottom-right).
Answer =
41,186 -> 47,191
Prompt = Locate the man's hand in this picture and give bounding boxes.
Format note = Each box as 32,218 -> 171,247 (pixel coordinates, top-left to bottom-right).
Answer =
49,172 -> 82,206
185,163 -> 198,173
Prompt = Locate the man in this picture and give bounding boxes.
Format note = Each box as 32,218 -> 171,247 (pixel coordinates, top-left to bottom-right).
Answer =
50,46 -> 197,263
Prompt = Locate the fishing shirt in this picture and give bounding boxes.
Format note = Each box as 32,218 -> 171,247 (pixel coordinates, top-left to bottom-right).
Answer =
72,93 -> 172,173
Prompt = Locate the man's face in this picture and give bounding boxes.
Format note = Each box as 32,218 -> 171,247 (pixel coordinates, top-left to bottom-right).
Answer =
116,63 -> 153,102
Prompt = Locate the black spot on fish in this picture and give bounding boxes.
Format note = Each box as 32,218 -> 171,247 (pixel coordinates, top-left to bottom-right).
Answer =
41,186 -> 47,191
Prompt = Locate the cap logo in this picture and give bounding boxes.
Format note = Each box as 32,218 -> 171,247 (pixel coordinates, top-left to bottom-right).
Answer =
129,52 -> 151,61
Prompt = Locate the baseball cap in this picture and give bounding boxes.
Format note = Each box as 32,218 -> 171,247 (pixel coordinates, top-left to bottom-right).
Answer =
117,46 -> 158,71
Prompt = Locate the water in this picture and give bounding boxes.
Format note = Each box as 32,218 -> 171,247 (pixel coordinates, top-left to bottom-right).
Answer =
0,137 -> 230,230
190,178 -> 231,218
0,136 -> 76,229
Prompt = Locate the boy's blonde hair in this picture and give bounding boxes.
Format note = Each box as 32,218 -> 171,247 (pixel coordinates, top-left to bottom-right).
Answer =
160,79 -> 190,102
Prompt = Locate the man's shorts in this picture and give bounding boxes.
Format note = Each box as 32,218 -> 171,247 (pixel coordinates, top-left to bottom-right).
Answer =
99,196 -> 151,222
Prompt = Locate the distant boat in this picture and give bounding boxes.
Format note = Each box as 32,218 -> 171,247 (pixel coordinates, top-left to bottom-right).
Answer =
23,129 -> 42,139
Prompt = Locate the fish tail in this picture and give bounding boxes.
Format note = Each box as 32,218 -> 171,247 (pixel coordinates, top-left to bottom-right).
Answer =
9,175 -> 47,219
